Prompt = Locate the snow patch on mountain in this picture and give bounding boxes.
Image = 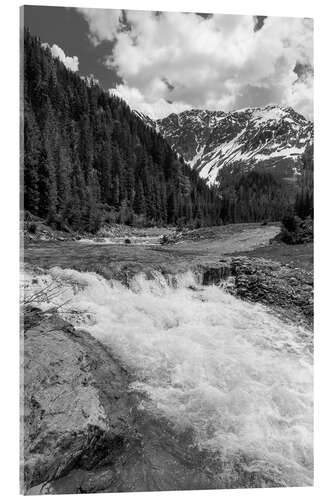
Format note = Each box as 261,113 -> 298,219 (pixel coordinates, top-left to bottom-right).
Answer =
189,145 -> 205,168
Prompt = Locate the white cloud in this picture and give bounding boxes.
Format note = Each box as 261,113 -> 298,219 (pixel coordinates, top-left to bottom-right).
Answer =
110,85 -> 191,119
78,8 -> 123,46
80,10 -> 313,120
42,43 -> 79,72
283,69 -> 314,121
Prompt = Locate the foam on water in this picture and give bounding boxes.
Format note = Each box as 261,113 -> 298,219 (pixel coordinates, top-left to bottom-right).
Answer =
24,267 -> 313,487
78,235 -> 162,245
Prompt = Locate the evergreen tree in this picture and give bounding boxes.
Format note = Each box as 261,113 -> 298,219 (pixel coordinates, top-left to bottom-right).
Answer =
295,145 -> 314,219
23,101 -> 41,213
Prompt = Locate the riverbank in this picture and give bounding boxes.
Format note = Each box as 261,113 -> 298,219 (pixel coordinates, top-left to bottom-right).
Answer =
24,222 -> 313,327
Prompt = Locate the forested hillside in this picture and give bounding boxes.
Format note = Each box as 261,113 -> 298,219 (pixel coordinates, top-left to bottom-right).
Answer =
294,144 -> 313,220
23,29 -> 223,232
136,106 -> 313,225
216,144 -> 314,224
217,169 -> 294,223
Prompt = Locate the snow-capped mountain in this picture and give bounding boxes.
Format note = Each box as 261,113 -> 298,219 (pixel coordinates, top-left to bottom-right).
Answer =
138,105 -> 313,186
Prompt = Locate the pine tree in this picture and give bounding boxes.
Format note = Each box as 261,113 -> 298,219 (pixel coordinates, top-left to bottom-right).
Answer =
24,101 -> 41,213
134,180 -> 146,215
295,145 -> 313,219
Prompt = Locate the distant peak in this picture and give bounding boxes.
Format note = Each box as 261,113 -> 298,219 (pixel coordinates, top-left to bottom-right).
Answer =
153,101 -> 313,186
159,104 -> 309,124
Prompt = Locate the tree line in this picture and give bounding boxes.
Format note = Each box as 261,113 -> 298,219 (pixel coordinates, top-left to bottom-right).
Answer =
217,165 -> 293,223
23,29 -> 223,232
294,144 -> 313,220
278,144 -> 313,244
217,145 -> 313,224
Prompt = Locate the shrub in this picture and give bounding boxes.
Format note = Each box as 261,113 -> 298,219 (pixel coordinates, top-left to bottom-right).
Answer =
28,222 -> 37,234
279,214 -> 313,244
131,213 -> 147,228
282,214 -> 300,233
103,208 -> 118,225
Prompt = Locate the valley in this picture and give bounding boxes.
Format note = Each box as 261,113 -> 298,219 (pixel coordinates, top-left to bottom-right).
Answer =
21,26 -> 314,496
24,222 -> 313,328
24,223 -> 283,285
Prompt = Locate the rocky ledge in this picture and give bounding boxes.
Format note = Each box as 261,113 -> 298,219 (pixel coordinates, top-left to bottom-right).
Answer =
201,256 -> 313,328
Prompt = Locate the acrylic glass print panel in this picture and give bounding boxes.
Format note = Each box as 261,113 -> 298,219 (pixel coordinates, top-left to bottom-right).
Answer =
21,4 -> 313,495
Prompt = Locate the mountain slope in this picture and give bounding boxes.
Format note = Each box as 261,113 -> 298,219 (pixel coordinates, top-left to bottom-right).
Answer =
154,106 -> 313,186
23,29 -> 224,231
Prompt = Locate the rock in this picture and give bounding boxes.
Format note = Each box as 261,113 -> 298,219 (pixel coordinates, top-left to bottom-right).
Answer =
159,233 -> 179,245
198,256 -> 313,328
22,314 -> 131,493
160,234 -> 169,245
229,256 -> 313,328
201,263 -> 231,285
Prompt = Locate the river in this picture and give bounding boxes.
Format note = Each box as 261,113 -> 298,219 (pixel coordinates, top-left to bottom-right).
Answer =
24,266 -> 313,489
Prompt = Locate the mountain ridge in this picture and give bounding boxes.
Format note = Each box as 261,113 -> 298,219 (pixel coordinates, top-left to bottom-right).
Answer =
135,105 -> 313,186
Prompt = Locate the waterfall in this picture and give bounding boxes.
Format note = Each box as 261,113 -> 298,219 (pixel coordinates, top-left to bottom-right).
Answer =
24,266 -> 313,487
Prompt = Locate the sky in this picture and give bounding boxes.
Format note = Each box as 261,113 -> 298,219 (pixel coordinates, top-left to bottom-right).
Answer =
23,6 -> 313,120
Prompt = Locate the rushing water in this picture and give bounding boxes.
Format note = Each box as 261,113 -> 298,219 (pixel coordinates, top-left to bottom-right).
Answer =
24,267 -> 313,488
78,235 -> 163,245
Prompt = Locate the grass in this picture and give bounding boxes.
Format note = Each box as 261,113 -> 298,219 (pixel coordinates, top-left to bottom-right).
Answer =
23,223 -> 313,278
229,241 -> 313,272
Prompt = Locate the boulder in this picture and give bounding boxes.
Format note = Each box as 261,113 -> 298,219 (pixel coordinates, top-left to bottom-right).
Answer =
22,314 -> 131,493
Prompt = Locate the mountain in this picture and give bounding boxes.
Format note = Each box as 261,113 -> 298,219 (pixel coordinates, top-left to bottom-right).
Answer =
133,110 -> 156,129
149,106 -> 313,186
23,29 -> 224,231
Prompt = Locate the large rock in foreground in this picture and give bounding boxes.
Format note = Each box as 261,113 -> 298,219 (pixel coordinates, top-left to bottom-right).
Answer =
23,315 -> 132,493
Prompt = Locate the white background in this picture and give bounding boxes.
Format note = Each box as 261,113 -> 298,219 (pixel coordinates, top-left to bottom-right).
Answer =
0,0 -> 332,499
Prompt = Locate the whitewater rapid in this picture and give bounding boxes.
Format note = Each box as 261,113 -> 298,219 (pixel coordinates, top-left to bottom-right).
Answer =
24,267 -> 313,487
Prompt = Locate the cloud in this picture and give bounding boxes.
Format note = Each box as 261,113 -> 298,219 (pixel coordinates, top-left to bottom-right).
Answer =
110,85 -> 191,120
78,8 -> 123,46
79,10 -> 313,120
42,43 -> 79,72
